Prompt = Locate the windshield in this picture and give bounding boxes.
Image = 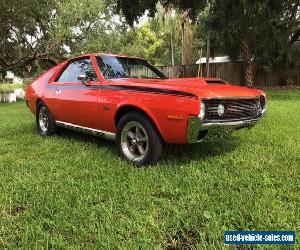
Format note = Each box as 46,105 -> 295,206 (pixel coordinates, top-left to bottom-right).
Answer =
96,55 -> 167,80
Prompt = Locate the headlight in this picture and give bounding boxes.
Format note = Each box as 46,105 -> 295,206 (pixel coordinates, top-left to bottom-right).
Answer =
198,101 -> 205,120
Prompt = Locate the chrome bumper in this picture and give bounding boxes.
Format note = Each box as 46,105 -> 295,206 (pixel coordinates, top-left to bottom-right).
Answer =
187,114 -> 264,143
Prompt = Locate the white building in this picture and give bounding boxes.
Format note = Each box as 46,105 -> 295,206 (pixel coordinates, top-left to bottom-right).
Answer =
5,71 -> 23,84
196,56 -> 231,64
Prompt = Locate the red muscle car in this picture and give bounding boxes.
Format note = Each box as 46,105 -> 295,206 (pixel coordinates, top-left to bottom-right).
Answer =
25,53 -> 266,165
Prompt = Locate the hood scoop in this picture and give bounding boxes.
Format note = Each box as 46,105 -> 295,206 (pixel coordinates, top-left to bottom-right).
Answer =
205,79 -> 225,85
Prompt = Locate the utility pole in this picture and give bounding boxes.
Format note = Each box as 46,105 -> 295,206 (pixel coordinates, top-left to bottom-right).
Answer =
165,4 -> 175,67
198,48 -> 203,77
181,10 -> 191,65
171,31 -> 175,66
206,31 -> 210,77
206,0 -> 211,77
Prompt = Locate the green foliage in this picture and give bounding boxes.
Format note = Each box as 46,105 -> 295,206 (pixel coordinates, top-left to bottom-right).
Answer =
52,0 -> 118,55
77,3 -> 205,66
116,6 -> 179,65
114,1 -> 207,65
0,0 -> 59,76
1,0 -> 299,79
0,0 -> 117,76
115,0 -> 206,26
0,84 -> 23,92
116,5 -> 205,66
0,90 -> 300,248
123,24 -> 165,65
208,0 -> 300,74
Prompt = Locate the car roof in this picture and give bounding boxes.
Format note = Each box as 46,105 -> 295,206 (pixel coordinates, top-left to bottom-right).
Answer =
95,53 -> 144,59
68,53 -> 144,61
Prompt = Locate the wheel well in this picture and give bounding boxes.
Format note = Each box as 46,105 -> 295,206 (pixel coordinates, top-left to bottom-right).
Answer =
115,105 -> 163,141
36,98 -> 42,105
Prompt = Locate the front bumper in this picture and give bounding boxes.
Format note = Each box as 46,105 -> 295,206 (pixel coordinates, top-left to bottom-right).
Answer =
187,114 -> 264,143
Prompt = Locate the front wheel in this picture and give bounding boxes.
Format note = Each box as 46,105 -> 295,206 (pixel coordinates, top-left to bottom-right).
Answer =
116,112 -> 162,166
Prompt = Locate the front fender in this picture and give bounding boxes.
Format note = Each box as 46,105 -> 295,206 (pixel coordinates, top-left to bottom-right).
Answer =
115,95 -> 199,144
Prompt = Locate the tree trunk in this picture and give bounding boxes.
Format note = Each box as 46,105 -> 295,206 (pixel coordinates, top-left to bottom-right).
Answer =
164,4 -> 175,66
206,30 -> 211,77
241,38 -> 255,86
206,1 -> 211,77
181,10 -> 191,65
170,32 -> 175,66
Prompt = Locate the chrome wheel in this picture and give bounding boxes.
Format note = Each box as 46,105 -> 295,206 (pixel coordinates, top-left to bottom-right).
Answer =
38,107 -> 49,133
121,121 -> 149,161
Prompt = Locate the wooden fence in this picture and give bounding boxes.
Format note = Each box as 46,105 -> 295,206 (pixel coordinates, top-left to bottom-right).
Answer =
157,63 -> 300,86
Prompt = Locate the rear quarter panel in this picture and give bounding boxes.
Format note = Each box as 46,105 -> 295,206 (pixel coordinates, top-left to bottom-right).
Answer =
25,64 -> 63,115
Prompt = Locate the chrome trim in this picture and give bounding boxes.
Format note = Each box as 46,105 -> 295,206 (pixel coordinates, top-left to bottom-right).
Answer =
55,89 -> 62,95
187,117 -> 202,143
187,114 -> 264,144
56,121 -> 116,141
201,117 -> 261,127
198,101 -> 205,119
202,96 -> 261,100
200,96 -> 265,124
120,121 -> 149,162
39,107 -> 49,133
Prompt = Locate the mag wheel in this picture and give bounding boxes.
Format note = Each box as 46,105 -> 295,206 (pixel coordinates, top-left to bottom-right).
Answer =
116,112 -> 162,166
36,102 -> 56,136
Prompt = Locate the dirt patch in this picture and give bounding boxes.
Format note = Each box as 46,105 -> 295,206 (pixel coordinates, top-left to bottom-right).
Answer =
3,205 -> 27,217
166,229 -> 199,249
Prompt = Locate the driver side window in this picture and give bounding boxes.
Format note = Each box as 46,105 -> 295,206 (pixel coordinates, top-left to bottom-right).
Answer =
57,58 -> 97,82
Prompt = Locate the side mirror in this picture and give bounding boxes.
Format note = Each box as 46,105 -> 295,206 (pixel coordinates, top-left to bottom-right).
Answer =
77,73 -> 87,83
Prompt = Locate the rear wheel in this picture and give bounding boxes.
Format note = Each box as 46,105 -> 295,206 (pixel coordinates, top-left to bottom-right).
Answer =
36,102 -> 56,136
116,112 -> 162,166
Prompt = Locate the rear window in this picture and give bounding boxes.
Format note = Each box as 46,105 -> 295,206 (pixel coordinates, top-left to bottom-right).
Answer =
205,79 -> 226,84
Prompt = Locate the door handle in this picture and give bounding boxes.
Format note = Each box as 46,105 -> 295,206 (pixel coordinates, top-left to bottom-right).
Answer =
56,89 -> 62,95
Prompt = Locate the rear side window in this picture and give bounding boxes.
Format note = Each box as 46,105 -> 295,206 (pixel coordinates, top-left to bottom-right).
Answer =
57,58 -> 97,82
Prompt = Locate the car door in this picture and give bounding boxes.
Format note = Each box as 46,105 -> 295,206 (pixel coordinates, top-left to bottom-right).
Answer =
50,57 -> 100,129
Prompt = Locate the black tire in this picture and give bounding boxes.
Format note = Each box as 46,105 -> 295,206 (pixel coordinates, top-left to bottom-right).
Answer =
36,102 -> 56,136
116,112 -> 163,166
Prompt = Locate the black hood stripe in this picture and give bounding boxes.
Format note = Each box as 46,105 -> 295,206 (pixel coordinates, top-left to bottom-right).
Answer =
99,85 -> 198,99
47,83 -> 197,99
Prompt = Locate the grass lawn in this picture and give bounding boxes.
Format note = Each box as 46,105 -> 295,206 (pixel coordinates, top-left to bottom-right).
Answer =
0,90 -> 299,249
0,83 -> 24,92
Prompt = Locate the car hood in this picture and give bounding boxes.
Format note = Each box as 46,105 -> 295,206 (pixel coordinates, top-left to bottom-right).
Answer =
104,78 -> 263,99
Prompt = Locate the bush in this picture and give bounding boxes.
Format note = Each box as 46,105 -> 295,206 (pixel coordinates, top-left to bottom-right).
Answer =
0,83 -> 24,92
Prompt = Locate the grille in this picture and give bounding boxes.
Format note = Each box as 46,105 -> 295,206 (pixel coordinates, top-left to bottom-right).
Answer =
203,98 -> 262,122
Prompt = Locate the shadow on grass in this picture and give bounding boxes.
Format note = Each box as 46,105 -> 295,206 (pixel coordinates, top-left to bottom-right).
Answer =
162,135 -> 240,164
55,128 -> 240,166
56,127 -> 116,150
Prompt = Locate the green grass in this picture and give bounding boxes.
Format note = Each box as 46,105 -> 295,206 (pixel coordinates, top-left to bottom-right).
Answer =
0,90 -> 299,249
0,83 -> 24,92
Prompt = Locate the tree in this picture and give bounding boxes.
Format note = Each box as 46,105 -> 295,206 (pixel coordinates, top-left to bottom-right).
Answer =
162,4 -> 176,66
114,0 -> 206,65
149,4 -> 182,65
265,0 -> 300,85
0,0 -> 60,76
120,23 -> 165,65
0,0 -> 115,77
208,0 -> 300,86
52,0 -> 117,56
